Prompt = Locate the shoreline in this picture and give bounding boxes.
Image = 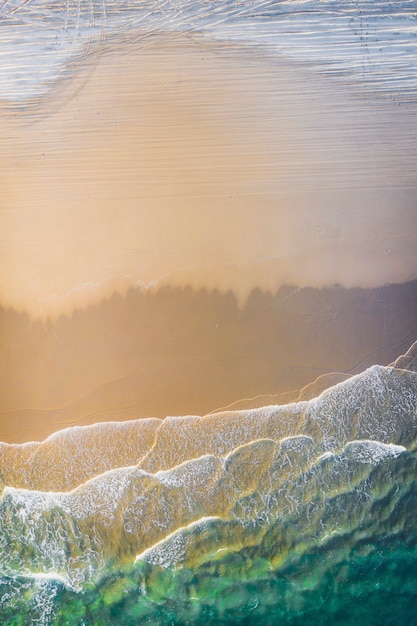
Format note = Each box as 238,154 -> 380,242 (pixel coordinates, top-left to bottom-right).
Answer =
1,280 -> 416,444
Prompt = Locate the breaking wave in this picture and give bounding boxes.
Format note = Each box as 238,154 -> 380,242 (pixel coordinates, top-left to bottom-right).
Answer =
0,342 -> 416,624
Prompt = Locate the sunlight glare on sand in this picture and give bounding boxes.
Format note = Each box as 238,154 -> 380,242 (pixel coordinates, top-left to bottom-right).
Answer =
0,37 -> 416,318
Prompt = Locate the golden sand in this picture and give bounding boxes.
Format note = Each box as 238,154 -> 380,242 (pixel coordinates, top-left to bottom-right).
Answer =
1,37 -> 416,319
1,36 -> 416,445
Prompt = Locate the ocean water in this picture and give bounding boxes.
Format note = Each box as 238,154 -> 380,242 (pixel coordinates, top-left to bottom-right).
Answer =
1,1 -> 417,624
1,343 -> 417,624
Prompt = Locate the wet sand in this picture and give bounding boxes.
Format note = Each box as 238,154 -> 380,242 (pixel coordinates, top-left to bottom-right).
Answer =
1,281 -> 416,443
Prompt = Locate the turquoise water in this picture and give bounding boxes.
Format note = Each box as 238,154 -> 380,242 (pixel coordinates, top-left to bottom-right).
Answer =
1,0 -> 416,622
1,352 -> 416,625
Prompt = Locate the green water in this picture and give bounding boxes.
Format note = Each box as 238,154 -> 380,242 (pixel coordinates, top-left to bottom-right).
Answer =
3,452 -> 417,625
1,361 -> 417,625
3,535 -> 417,625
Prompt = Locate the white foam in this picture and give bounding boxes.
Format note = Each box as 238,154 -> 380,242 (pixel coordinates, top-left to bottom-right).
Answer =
344,440 -> 406,465
135,516 -> 221,568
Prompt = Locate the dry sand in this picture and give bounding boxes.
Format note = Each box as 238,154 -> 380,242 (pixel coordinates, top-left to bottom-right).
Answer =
1,37 -> 416,317
0,36 -> 416,442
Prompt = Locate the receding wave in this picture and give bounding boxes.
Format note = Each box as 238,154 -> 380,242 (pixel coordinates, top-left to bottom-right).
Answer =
0,342 -> 416,624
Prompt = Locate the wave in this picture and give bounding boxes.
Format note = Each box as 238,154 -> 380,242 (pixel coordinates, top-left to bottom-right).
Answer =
1,348 -> 415,491
2,281 -> 416,445
0,342 -> 416,623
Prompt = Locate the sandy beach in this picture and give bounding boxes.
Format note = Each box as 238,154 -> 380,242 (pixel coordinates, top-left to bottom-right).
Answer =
1,5 -> 417,623
0,35 -> 416,443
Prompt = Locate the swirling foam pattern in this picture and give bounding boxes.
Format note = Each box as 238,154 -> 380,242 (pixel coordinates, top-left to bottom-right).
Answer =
0,343 -> 416,624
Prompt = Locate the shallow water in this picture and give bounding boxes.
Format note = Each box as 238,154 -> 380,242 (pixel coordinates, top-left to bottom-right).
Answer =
1,1 -> 417,624
1,345 -> 417,624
